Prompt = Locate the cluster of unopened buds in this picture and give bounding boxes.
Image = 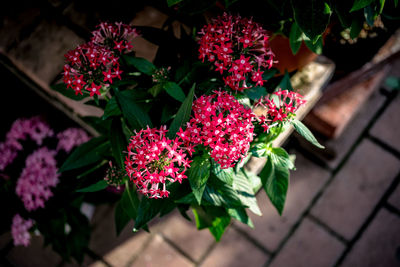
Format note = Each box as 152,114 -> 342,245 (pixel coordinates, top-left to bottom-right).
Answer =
152,66 -> 171,83
104,161 -> 126,190
125,126 -> 191,198
198,13 -> 275,91
63,22 -> 138,96
255,89 -> 306,132
178,91 -> 254,169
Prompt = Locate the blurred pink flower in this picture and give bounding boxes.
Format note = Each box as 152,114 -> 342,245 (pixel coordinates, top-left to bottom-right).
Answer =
57,128 -> 90,153
11,214 -> 34,247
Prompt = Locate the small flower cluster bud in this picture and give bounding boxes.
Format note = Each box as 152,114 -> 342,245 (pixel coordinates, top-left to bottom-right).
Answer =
125,126 -> 191,198
255,89 -> 306,132
152,66 -> 171,83
198,13 -> 275,91
178,91 -> 254,169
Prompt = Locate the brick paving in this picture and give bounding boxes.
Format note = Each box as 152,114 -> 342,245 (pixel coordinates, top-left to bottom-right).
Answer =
1,2 -> 400,267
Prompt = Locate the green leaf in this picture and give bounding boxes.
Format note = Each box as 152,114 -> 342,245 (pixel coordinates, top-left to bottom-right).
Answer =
123,55 -> 156,75
167,84 -> 195,138
121,186 -> 140,220
167,0 -> 183,6
109,118 -> 127,168
76,180 -> 108,192
291,119 -> 324,149
385,76 -> 400,90
270,147 -> 295,170
304,36 -> 323,55
149,84 -> 163,97
250,143 -> 269,158
134,197 -> 164,231
102,97 -> 121,120
188,155 -> 211,204
350,0 -> 375,12
378,0 -> 386,13
115,200 -> 131,236
227,208 -> 254,228
211,163 -> 234,186
277,71 -> 294,91
115,89 -> 153,130
291,0 -> 331,42
245,87 -> 267,101
259,157 -> 289,215
163,82 -> 186,102
59,137 -> 110,172
233,170 -> 262,216
208,215 -> 231,241
364,4 -> 377,26
289,22 -> 303,55
51,83 -> 87,101
350,17 -> 364,39
203,181 -> 243,208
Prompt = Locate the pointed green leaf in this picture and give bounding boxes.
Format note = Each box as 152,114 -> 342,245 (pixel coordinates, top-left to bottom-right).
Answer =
304,36 -> 323,55
350,0 -> 375,12
134,197 -> 164,230
350,16 -> 364,39
115,90 -> 152,130
211,163 -> 234,185
292,0 -> 331,42
123,55 -> 156,75
115,200 -> 131,236
76,180 -> 108,192
233,170 -> 262,216
245,87 -> 267,101
227,208 -> 254,228
250,143 -> 269,158
289,22 -> 303,55
277,71 -> 294,91
167,0 -> 183,6
102,97 -> 121,120
270,147 -> 295,170
208,215 -> 231,242
203,183 -> 243,208
188,155 -> 211,204
59,137 -> 110,172
167,84 -> 195,138
163,82 -> 186,102
291,119 -> 324,149
109,118 -> 127,168
259,157 -> 289,215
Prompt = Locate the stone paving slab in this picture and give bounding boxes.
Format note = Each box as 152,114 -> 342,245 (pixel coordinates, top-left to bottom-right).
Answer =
370,94 -> 400,153
341,208 -> 400,267
297,89 -> 386,169
200,228 -> 269,267
156,213 -> 215,262
236,153 -> 330,252
269,217 -> 345,267
388,183 -> 400,211
311,139 -> 400,240
6,235 -> 62,267
130,234 -> 194,267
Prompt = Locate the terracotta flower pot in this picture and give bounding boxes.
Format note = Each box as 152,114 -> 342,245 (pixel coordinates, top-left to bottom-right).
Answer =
270,34 -> 318,75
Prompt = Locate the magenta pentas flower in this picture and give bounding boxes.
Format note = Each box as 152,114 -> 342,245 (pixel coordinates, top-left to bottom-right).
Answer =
16,147 -> 59,211
63,42 -> 122,96
91,22 -> 138,54
198,13 -> 275,91
125,126 -> 191,198
179,91 -> 254,169
255,89 -> 306,132
11,214 -> 34,247
56,128 -> 90,153
0,117 -> 53,171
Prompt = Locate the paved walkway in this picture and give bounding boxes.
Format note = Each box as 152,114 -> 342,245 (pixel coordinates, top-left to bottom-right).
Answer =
1,2 -> 400,267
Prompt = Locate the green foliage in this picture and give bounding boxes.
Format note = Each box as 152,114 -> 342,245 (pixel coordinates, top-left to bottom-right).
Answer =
291,119 -> 325,149
163,82 -> 186,102
76,180 -> 108,192
123,55 -> 156,75
188,155 -> 211,204
289,22 -> 303,55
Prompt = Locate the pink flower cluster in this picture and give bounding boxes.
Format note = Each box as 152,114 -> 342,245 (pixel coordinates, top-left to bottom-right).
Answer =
179,91 -> 254,169
11,214 -> 34,247
91,22 -> 138,54
63,43 -> 122,96
0,117 -> 53,171
16,147 -> 59,211
63,22 -> 137,97
255,89 -> 306,132
125,126 -> 191,198
198,13 -> 275,91
57,128 -> 90,153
